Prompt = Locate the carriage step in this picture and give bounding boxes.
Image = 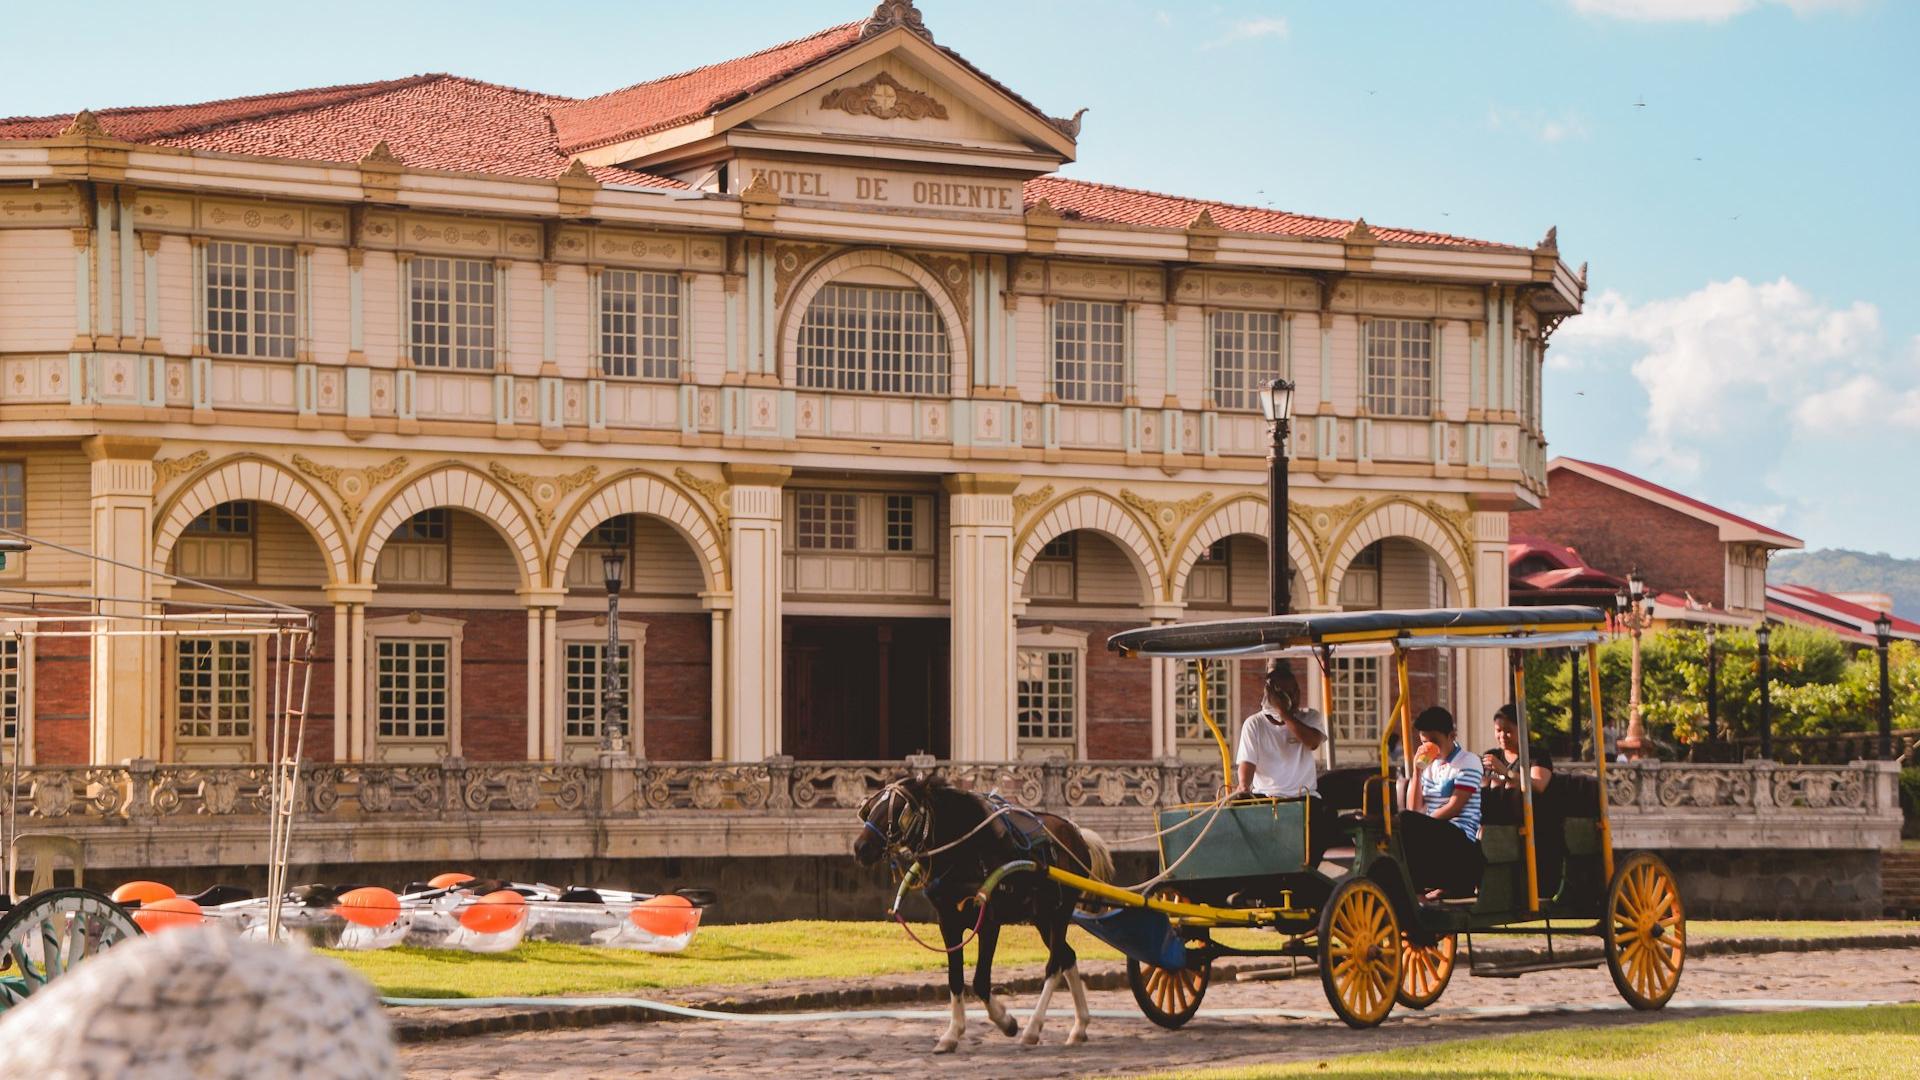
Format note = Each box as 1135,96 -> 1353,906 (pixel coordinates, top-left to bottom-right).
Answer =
1470,955 -> 1603,978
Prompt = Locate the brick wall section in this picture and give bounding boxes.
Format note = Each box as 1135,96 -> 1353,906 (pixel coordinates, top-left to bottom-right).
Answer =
1023,619 -> 1151,759
33,630 -> 89,764
298,605 -> 336,764
459,609 -> 528,762
640,612 -> 711,762
1511,469 -> 1727,606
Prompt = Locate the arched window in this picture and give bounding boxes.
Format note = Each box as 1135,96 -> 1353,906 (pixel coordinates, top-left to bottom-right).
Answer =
797,283 -> 949,396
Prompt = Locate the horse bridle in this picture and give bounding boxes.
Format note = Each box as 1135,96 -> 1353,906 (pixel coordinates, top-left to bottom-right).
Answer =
860,782 -> 933,862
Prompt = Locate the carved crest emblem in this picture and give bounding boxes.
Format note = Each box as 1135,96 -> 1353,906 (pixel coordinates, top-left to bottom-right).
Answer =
821,72 -> 948,122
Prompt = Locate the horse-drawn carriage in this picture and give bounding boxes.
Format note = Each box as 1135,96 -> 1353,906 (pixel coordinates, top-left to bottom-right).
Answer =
1066,604 -> 1685,1029
860,604 -> 1686,1047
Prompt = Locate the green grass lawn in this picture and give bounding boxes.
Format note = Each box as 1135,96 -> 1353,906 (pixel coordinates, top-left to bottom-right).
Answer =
1118,1005 -> 1920,1080
339,919 -> 1916,1000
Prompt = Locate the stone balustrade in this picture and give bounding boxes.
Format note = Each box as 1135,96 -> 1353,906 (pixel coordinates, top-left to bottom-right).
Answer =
2,758 -> 1901,875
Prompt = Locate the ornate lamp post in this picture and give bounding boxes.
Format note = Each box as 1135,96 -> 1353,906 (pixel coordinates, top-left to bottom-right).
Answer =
1877,612 -> 1894,760
601,545 -> 628,753
1756,622 -> 1773,761
1704,624 -> 1720,747
1615,572 -> 1654,760
1258,377 -> 1296,616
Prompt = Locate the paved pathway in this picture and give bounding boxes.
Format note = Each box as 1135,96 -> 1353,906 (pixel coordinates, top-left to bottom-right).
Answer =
402,947 -> 1920,1079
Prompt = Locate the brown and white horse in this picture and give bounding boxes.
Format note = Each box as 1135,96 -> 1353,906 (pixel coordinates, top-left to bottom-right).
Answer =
853,774 -> 1114,1053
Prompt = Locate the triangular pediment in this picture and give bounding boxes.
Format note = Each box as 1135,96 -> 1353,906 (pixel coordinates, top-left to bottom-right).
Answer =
572,18 -> 1076,183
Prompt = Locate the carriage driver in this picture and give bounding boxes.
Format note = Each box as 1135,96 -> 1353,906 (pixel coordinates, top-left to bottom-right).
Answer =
1231,663 -> 1338,866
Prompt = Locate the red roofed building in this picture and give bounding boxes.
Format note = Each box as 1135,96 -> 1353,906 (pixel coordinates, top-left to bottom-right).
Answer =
0,0 -> 1584,773
1767,584 -> 1920,645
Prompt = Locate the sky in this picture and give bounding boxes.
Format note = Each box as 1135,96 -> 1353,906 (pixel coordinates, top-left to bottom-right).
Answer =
6,1 -> 1917,555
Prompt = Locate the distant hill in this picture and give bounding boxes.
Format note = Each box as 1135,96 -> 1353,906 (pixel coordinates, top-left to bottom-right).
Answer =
1772,549 -> 1920,619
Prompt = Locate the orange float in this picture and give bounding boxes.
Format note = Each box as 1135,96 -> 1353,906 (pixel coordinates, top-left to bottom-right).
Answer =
458,890 -> 526,934
428,872 -> 475,890
110,880 -> 176,906
335,886 -> 403,928
630,894 -> 699,937
132,896 -> 202,934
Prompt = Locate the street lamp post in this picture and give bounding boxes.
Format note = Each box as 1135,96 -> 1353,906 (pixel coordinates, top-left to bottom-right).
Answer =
1756,622 -> 1773,761
1259,377 -> 1296,617
1705,625 -> 1720,747
1616,572 -> 1654,760
1877,612 -> 1894,760
601,546 -> 628,753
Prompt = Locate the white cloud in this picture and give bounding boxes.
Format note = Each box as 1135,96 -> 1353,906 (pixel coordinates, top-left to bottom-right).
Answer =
1487,105 -> 1590,144
1552,277 -> 1903,476
1569,0 -> 1861,21
1203,16 -> 1288,48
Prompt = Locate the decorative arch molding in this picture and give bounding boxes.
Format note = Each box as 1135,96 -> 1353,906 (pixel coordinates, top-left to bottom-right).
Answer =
153,454 -> 350,585
1011,488 -> 1164,604
1168,495 -> 1317,608
355,464 -> 542,587
547,469 -> 728,593
1322,498 -> 1472,607
776,247 -> 972,390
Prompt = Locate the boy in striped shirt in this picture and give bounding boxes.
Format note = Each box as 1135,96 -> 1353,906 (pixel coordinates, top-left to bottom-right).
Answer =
1399,705 -> 1485,901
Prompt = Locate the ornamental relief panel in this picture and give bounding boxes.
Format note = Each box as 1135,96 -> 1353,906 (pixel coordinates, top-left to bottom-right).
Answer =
1358,284 -> 1438,316
820,71 -> 949,121
0,186 -> 85,227
911,251 -> 971,323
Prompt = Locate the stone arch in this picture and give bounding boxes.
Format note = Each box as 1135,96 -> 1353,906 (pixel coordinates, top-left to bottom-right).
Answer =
1012,490 -> 1164,603
153,455 -> 350,585
1169,496 -> 1317,608
1323,499 -> 1471,608
777,247 -> 971,390
548,470 -> 728,593
356,464 -> 541,587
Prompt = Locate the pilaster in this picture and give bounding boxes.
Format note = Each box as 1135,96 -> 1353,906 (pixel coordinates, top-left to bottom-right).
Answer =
723,464 -> 789,760
1463,504 -> 1511,752
83,435 -> 160,763
944,473 -> 1020,760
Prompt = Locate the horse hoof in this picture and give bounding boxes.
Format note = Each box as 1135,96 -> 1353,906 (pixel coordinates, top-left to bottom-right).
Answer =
933,1040 -> 959,1055
998,1017 -> 1020,1038
1020,1033 -> 1042,1048
1066,1030 -> 1088,1046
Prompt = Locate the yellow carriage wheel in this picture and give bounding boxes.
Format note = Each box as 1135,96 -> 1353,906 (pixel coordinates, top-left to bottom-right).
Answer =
1604,852 -> 1686,1010
1317,877 -> 1401,1029
1125,889 -> 1211,1030
1395,932 -> 1457,1010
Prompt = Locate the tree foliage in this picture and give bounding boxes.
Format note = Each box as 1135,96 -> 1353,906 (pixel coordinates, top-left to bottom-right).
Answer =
1520,624 -> 1919,754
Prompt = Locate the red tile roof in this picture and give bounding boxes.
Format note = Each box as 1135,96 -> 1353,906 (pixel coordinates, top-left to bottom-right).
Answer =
0,75 -> 681,187
1768,583 -> 1920,642
1023,176 -> 1515,249
552,23 -> 865,155
1550,458 -> 1802,546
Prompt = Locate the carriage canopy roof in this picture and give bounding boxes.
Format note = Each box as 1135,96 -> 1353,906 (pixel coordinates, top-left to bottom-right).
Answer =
1105,605 -> 1607,658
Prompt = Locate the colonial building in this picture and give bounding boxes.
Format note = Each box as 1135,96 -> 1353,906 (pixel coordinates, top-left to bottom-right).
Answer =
0,1 -> 1580,773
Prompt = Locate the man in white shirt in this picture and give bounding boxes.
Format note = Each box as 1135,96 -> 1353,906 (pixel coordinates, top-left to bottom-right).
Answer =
1231,664 -> 1337,866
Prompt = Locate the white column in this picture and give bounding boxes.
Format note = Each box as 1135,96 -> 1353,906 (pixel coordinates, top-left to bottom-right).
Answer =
1463,506 -> 1511,752
723,465 -> 788,760
83,436 -> 158,763
324,585 -> 373,763
703,593 -> 732,762
946,475 -> 1019,760
525,607 -> 542,760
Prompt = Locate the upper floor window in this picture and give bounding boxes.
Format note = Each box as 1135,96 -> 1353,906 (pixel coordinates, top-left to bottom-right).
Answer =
175,637 -> 254,744
205,242 -> 297,360
1519,337 -> 1541,431
884,494 -> 916,552
377,509 -> 451,587
797,283 -> 949,396
1210,310 -> 1284,411
185,502 -> 252,536
566,515 -> 634,590
1028,532 -> 1077,601
1173,658 -> 1233,743
0,637 -> 21,750
794,492 -> 858,551
1017,647 -> 1078,744
0,462 -> 23,532
1188,538 -> 1232,606
599,270 -> 681,380
409,257 -> 495,370
1363,319 -> 1433,418
178,501 -> 254,583
1051,300 -> 1125,404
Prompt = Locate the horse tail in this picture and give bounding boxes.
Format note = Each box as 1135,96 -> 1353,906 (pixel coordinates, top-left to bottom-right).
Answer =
1078,827 -> 1115,884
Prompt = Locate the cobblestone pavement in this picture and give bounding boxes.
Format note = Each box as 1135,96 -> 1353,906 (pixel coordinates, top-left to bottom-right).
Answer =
401,947 -> 1920,1079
